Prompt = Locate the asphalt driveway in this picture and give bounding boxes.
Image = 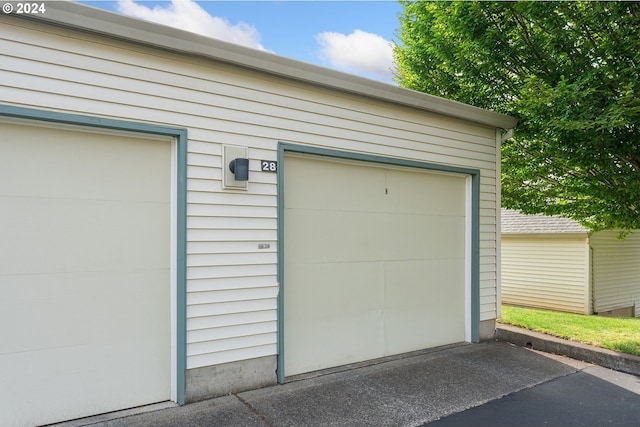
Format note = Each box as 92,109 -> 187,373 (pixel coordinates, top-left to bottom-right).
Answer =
424,363 -> 640,427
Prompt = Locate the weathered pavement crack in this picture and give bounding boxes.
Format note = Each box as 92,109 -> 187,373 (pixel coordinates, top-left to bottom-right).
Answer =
235,394 -> 274,427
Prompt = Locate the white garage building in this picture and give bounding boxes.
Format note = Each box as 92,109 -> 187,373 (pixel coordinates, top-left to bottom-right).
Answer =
0,3 -> 516,425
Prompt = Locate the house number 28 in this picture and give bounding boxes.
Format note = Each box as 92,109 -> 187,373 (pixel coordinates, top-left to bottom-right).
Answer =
261,160 -> 277,172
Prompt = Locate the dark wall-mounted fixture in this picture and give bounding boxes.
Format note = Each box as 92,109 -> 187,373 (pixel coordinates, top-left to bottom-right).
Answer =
223,145 -> 249,190
229,158 -> 249,181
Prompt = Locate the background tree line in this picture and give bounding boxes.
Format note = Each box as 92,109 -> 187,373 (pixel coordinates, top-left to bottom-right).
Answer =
394,1 -> 639,231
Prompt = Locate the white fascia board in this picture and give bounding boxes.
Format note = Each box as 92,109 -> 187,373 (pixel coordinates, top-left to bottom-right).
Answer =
13,1 -> 518,130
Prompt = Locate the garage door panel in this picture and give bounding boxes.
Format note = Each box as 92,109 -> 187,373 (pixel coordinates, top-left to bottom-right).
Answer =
285,209 -> 388,263
284,262 -> 385,319
386,170 -> 466,215
384,308 -> 465,353
290,212 -> 466,263
285,311 -> 385,376
1,336 -> 170,426
287,210 -> 466,264
0,124 -> 169,202
284,156 -> 387,212
381,215 -> 466,261
383,260 -> 465,308
383,259 -> 466,354
1,198 -> 169,275
1,269 -> 169,354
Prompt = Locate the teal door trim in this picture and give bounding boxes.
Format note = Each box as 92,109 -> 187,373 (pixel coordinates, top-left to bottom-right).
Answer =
0,104 -> 188,405
276,143 -> 481,384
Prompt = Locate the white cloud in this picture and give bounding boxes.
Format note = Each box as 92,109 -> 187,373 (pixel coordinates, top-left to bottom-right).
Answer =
116,0 -> 267,51
316,30 -> 395,82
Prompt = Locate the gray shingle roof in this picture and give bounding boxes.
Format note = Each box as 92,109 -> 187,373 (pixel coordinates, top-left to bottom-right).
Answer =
501,209 -> 589,234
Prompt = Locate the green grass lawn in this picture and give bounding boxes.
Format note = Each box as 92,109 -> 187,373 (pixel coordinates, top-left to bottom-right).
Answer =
498,305 -> 640,356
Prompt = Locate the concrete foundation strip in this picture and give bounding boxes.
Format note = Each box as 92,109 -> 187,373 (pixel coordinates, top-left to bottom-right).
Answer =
495,323 -> 640,377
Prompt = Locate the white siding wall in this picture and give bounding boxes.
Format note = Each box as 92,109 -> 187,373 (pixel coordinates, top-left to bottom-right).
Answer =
501,236 -> 590,314
1,17 -> 501,368
591,231 -> 640,317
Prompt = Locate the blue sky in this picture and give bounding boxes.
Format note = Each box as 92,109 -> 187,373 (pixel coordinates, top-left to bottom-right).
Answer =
80,1 -> 403,83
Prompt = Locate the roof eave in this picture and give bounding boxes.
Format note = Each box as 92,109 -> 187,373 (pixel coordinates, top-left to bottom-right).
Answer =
12,1 -> 518,130
502,232 -> 589,239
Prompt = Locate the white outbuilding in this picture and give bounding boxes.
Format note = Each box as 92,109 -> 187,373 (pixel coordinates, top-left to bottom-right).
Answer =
0,3 -> 516,425
502,209 -> 640,317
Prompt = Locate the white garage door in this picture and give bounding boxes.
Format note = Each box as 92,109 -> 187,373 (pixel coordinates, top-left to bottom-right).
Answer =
0,120 -> 172,426
284,154 -> 467,376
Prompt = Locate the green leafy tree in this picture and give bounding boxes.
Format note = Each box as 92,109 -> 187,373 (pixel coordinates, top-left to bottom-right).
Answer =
394,1 -> 640,231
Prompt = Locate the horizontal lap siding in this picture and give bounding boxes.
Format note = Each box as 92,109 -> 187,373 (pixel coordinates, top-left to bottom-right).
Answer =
1,18 -> 500,367
501,237 -> 589,314
591,231 -> 640,317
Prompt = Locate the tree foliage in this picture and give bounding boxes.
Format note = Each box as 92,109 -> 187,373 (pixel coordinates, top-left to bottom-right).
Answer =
394,1 -> 640,231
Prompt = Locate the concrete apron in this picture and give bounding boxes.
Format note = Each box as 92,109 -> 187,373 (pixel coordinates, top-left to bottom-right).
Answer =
60,341 -> 592,427
495,323 -> 640,377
